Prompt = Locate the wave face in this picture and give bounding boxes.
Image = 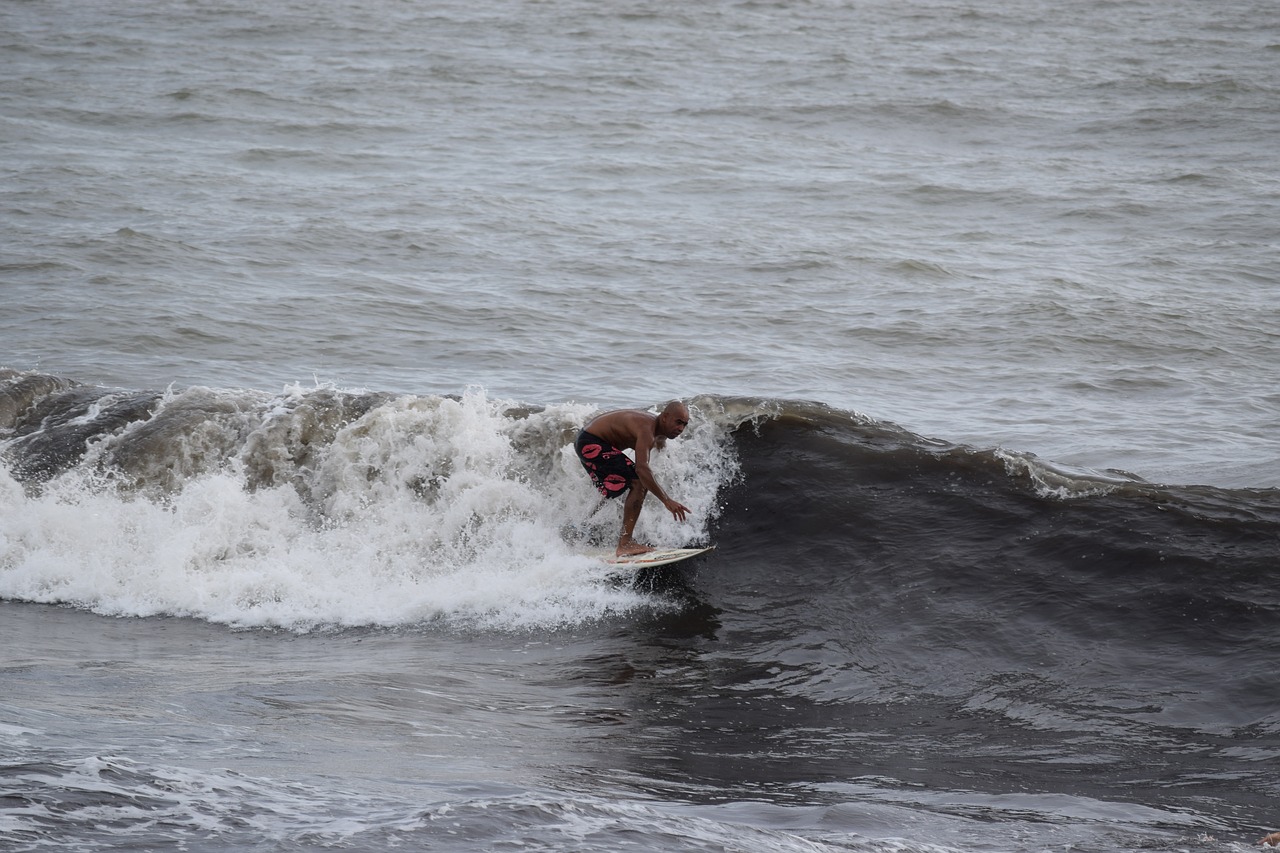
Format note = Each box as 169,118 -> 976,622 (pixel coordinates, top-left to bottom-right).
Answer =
715,399 -> 1280,668
3,370 -> 1276,636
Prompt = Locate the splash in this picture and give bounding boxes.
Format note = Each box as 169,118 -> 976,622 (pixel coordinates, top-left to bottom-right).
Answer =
0,376 -> 738,631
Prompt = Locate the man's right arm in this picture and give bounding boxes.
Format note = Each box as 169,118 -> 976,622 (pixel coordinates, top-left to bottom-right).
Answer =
633,433 -> 689,522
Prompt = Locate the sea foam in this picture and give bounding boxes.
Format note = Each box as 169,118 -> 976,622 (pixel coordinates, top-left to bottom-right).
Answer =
0,385 -> 736,631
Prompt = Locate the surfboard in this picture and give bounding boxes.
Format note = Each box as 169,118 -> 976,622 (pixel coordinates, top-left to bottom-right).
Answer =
596,546 -> 715,567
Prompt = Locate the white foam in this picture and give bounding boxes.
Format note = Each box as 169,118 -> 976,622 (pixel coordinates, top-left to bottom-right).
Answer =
0,390 -> 737,632
992,448 -> 1133,500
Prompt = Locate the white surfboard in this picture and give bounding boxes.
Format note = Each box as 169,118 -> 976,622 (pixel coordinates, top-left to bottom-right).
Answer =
596,546 -> 715,567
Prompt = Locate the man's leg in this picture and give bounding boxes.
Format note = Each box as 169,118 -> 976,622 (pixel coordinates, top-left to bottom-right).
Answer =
616,483 -> 653,556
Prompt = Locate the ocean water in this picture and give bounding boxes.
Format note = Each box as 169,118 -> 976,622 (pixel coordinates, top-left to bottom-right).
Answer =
3,0 -> 1279,850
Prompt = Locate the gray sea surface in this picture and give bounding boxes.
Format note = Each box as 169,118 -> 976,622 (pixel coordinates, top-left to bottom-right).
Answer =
4,0 -> 1278,486
3,1 -> 1280,851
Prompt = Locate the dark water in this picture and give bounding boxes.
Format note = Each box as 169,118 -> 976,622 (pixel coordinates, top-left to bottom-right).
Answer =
3,372 -> 1278,850
708,404 -> 1280,815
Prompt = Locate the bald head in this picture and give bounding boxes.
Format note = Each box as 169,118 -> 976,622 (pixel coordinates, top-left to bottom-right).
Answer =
657,401 -> 689,439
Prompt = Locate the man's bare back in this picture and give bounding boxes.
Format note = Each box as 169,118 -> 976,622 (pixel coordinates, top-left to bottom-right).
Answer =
577,401 -> 692,556
582,410 -> 667,453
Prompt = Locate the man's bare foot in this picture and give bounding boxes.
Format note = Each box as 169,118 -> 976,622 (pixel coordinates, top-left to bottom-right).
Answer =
616,539 -> 655,557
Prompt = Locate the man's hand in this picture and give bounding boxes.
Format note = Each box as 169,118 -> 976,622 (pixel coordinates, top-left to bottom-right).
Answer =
665,499 -> 690,523
1261,833 -> 1280,847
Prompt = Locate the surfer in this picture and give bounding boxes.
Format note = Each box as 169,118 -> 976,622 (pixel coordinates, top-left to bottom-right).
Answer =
574,401 -> 692,557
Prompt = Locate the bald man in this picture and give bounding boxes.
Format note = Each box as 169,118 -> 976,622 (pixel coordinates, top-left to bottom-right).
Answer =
574,401 -> 692,556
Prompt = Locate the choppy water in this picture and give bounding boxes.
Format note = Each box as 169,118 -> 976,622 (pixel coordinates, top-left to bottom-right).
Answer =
3,0 -> 1279,850
6,0 -> 1280,485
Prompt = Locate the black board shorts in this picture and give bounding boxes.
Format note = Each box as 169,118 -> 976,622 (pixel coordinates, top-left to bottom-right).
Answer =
575,430 -> 636,498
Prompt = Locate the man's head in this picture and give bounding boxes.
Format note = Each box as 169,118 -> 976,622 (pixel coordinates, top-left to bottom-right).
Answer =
657,401 -> 690,439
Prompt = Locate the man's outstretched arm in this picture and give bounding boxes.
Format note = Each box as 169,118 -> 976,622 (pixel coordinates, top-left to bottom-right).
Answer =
632,437 -> 690,522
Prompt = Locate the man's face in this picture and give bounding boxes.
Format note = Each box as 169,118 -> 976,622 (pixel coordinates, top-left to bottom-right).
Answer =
664,407 -> 689,439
